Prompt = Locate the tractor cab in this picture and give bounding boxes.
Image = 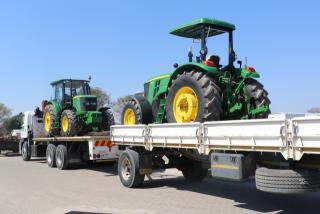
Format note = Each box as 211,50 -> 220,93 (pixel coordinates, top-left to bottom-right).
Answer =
170,18 -> 236,69
51,79 -> 91,106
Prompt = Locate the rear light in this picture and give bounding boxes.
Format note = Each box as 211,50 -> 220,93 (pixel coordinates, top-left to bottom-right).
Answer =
245,66 -> 256,72
93,154 -> 97,159
97,154 -> 101,158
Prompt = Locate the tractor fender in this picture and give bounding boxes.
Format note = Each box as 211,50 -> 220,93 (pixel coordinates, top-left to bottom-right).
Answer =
241,68 -> 260,79
169,62 -> 220,86
127,94 -> 153,123
46,100 -> 62,115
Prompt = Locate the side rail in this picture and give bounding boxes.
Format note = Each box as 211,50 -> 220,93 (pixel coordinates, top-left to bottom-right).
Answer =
291,115 -> 320,161
110,115 -> 320,161
148,123 -> 201,151
111,125 -> 148,149
202,118 -> 288,158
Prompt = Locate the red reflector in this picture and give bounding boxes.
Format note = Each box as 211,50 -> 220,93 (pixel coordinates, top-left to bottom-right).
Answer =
245,66 -> 256,72
204,60 -> 215,67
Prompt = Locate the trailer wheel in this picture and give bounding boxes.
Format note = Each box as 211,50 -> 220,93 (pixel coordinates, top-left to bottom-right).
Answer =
46,144 -> 56,168
255,167 -> 320,194
181,158 -> 208,182
118,150 -> 145,188
56,144 -> 69,170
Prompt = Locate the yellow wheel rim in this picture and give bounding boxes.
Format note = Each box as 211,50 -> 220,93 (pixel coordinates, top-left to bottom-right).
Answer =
62,115 -> 69,133
173,86 -> 198,123
44,112 -> 51,132
124,108 -> 136,125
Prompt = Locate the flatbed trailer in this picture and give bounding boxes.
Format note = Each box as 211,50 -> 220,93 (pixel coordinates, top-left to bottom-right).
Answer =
20,111 -> 122,169
111,114 -> 320,194
30,135 -> 121,169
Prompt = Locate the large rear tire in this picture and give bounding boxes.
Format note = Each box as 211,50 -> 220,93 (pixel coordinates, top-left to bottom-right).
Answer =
43,105 -> 59,136
255,167 -> 320,194
166,71 -> 222,123
245,79 -> 271,119
60,109 -> 79,137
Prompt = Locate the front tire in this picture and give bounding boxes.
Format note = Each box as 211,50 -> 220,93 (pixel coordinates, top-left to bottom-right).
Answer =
21,141 -> 31,161
121,95 -> 153,125
60,109 -> 79,136
166,71 -> 222,123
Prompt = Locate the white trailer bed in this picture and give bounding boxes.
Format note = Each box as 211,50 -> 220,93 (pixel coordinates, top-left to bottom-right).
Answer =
111,114 -> 320,161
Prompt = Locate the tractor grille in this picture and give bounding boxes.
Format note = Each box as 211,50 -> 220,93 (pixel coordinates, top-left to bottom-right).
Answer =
80,97 -> 97,111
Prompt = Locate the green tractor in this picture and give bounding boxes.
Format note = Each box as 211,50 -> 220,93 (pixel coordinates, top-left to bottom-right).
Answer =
42,79 -> 114,137
121,18 -> 270,125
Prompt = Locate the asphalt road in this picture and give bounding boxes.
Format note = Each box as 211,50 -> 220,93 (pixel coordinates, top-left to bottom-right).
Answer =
0,153 -> 320,214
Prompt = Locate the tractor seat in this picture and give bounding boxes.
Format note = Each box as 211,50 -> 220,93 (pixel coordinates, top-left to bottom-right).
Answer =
204,55 -> 220,68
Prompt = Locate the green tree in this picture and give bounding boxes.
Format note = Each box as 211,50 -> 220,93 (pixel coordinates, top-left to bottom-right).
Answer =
91,87 -> 112,109
0,103 -> 11,125
3,113 -> 24,133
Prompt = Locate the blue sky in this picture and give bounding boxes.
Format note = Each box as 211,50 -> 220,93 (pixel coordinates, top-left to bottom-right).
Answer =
0,0 -> 319,114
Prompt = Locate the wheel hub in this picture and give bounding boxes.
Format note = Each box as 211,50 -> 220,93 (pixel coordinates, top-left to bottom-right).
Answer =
121,157 -> 132,180
124,108 -> 136,125
173,86 -> 198,122
44,112 -> 51,132
62,115 -> 69,133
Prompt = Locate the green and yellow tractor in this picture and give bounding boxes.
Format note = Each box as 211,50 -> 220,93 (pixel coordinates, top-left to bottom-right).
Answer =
42,79 -> 114,137
122,18 -> 270,125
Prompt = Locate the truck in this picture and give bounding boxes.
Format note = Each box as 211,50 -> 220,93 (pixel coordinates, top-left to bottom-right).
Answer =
20,111 -> 121,169
19,111 -> 320,194
111,113 -> 320,194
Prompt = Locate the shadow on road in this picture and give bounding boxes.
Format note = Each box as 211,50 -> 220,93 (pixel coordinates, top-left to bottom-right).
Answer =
87,163 -> 118,176
142,176 -> 320,214
21,158 -> 320,214
0,152 -> 21,157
